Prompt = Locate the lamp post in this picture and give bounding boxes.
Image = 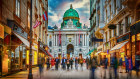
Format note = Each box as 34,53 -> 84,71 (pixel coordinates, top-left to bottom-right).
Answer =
28,0 -> 33,79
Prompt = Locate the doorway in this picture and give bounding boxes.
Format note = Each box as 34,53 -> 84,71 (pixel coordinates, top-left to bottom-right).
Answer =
67,44 -> 74,59
79,54 -> 82,58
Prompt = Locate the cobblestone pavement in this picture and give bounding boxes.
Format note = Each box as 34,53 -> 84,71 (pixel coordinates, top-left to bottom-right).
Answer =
1,64 -> 140,79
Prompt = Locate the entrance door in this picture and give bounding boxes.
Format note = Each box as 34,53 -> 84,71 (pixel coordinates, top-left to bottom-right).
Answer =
67,44 -> 74,59
58,54 -> 61,59
79,54 -> 82,58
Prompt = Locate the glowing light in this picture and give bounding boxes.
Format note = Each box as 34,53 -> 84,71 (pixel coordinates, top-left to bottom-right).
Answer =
26,50 -> 29,65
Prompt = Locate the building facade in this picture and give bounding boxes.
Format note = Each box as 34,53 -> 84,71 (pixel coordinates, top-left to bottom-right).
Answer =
47,5 -> 89,59
90,0 -> 140,65
0,0 -> 48,76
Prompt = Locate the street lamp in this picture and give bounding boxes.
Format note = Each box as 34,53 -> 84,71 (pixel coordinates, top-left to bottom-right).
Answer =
28,0 -> 33,79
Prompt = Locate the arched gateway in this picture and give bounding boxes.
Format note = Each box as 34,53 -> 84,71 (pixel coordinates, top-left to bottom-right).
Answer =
67,44 -> 74,58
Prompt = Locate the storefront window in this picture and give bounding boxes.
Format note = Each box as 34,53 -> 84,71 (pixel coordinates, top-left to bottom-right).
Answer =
15,46 -> 20,69
132,35 -> 135,42
137,33 -> 140,41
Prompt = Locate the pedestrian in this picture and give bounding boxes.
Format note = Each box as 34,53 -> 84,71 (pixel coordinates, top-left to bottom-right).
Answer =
135,51 -> 140,77
46,57 -> 50,70
103,56 -> 108,78
55,57 -> 60,70
125,55 -> 129,73
38,58 -> 44,79
89,56 -> 97,79
119,56 -> 123,73
127,56 -> 133,79
70,57 -> 74,70
112,54 -> 118,79
51,57 -> 55,70
75,57 -> 78,70
66,58 -> 70,71
61,57 -> 66,70
86,57 -> 90,69
79,56 -> 84,71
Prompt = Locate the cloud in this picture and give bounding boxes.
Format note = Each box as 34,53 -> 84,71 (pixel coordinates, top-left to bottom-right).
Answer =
48,0 -> 90,28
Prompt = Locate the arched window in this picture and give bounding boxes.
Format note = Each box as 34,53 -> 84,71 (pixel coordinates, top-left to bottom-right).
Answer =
49,41 -> 52,47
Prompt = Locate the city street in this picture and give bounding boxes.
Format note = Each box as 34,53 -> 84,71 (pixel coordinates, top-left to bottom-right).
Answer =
1,65 -> 140,79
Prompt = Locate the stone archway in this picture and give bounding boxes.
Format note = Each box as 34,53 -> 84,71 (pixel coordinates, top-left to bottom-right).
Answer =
67,44 -> 74,58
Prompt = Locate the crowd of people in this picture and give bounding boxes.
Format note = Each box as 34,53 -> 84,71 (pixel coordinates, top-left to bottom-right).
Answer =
37,53 -> 140,79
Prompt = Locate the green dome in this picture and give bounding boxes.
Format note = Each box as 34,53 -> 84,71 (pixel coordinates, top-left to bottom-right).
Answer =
63,5 -> 79,18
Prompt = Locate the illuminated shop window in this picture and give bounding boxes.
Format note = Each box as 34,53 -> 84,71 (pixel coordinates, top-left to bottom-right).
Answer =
132,35 -> 135,42
137,33 -> 140,41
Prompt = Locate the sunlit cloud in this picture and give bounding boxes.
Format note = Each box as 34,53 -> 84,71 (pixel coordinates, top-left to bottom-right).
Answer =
48,0 -> 90,28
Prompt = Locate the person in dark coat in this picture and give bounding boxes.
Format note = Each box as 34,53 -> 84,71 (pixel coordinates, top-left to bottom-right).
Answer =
55,57 -> 60,70
61,57 -> 66,70
86,57 -> 90,69
103,56 -> 108,78
70,57 -> 74,69
119,57 -> 123,73
46,57 -> 50,70
89,57 -> 97,79
112,54 -> 118,79
125,56 -> 129,73
66,58 -> 70,71
135,52 -> 140,77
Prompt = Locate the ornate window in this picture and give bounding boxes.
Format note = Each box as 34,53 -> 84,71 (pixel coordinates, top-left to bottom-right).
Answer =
49,41 -> 52,47
15,0 -> 20,17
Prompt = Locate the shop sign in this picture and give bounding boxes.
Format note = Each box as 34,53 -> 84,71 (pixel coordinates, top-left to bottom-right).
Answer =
0,24 -> 4,39
117,34 -> 129,43
7,20 -> 28,39
131,21 -> 140,35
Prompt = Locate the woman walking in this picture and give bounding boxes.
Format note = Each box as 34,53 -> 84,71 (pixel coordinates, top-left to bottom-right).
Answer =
51,57 -> 55,70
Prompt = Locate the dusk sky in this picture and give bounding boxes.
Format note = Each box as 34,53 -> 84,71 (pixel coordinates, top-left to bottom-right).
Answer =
48,0 -> 90,28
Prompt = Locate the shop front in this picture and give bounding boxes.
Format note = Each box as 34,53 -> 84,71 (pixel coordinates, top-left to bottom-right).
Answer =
110,33 -> 130,64
7,20 -> 35,74
131,21 -> 140,66
38,41 -> 52,64
0,23 -> 12,76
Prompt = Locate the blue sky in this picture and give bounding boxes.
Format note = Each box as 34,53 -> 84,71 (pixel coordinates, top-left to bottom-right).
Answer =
48,0 -> 90,28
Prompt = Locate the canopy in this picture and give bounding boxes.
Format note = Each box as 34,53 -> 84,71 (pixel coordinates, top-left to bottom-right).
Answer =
13,32 -> 36,50
110,41 -> 128,51
46,50 -> 53,57
86,48 -> 97,55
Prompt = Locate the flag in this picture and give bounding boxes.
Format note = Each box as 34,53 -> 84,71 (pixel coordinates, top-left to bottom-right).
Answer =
59,29 -> 61,45
42,11 -> 48,21
33,20 -> 41,28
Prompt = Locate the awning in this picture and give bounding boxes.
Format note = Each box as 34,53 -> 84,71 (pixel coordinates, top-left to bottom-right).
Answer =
110,41 -> 128,51
46,50 -> 53,57
86,48 -> 97,55
13,32 -> 36,50
95,51 -> 102,55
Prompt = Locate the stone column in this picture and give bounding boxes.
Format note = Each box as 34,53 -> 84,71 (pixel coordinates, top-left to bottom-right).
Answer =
82,34 -> 84,46
112,30 -> 114,37
107,30 -> 110,41
56,34 -> 58,46
116,25 -> 119,36
75,34 -> 76,46
77,34 -> 78,46
85,34 -> 86,46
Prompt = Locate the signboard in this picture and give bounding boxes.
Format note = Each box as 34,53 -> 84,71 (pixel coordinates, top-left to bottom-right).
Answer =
0,24 -> 4,39
117,34 -> 129,43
